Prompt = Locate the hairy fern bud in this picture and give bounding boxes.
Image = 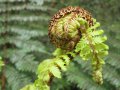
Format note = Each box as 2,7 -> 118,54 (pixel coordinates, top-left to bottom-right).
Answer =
21,6 -> 109,90
49,6 -> 93,51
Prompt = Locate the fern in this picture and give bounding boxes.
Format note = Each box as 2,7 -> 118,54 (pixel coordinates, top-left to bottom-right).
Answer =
0,0 -> 119,90
34,53 -> 73,90
5,65 -> 32,90
0,0 -> 54,90
66,62 -> 107,90
75,19 -> 109,84
21,50 -> 74,90
21,14 -> 109,90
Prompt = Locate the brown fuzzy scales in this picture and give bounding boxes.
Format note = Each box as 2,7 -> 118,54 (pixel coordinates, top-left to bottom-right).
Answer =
48,6 -> 94,50
49,6 -> 93,31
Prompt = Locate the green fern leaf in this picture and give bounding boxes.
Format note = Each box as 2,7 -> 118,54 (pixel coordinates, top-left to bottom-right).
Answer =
20,84 -> 36,90
50,66 -> 61,78
54,58 -> 67,71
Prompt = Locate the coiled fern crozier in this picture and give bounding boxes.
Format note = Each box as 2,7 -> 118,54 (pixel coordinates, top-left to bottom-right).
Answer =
21,6 -> 109,90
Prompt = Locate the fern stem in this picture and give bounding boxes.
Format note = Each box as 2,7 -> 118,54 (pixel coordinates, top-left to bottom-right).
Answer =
84,31 -> 100,70
48,52 -> 75,86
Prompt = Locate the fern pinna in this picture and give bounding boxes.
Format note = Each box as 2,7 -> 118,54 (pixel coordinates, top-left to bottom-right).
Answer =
21,6 -> 109,90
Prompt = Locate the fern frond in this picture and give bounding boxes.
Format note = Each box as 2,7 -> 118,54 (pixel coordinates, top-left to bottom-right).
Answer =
0,0 -> 26,3
35,53 -> 72,90
21,48 -> 75,90
15,54 -> 38,72
0,16 -> 49,22
20,84 -> 37,90
9,27 -> 47,38
107,53 -> 120,69
66,62 -> 107,90
75,19 -> 109,84
0,5 -> 55,14
5,65 -> 32,90
103,64 -> 120,88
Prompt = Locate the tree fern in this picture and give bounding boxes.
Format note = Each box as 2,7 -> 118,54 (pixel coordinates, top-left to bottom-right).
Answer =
51,1 -> 120,90
21,6 -> 109,90
0,0 -> 120,90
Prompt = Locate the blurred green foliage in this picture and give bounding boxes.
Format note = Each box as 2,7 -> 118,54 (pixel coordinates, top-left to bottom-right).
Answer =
0,0 -> 120,90
0,57 -> 4,72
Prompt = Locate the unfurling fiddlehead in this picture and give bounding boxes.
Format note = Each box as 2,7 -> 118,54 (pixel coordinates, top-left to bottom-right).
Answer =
49,6 -> 93,51
21,6 -> 109,90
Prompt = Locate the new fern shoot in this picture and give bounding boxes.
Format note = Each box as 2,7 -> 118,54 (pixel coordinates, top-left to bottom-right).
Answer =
21,6 -> 109,90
